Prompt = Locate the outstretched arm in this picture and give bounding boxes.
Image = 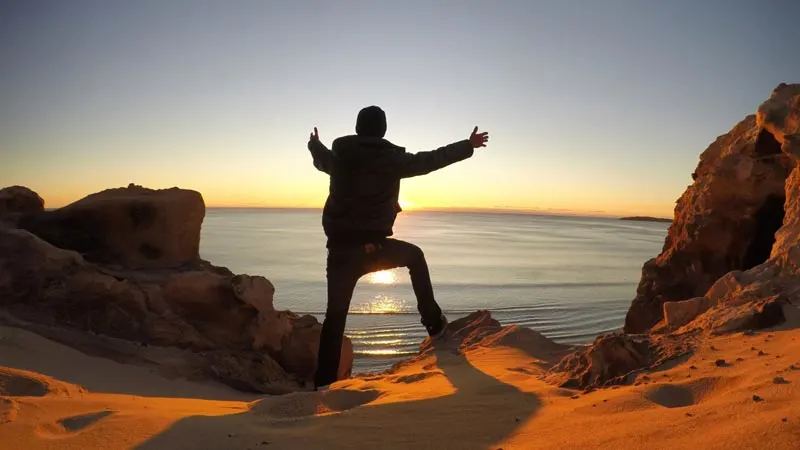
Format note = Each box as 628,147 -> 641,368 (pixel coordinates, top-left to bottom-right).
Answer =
392,126 -> 489,178
307,127 -> 334,174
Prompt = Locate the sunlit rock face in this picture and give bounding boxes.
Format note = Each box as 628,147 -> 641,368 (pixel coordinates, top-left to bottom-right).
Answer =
0,185 -> 353,393
625,83 -> 800,334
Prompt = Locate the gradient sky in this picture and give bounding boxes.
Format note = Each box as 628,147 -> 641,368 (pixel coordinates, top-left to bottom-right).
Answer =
2,1 -> 799,216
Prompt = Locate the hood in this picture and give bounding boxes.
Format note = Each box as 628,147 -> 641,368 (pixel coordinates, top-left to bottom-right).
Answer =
356,106 -> 387,138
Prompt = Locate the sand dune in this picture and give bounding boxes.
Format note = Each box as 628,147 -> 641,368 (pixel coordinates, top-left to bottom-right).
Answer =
1,316 -> 799,450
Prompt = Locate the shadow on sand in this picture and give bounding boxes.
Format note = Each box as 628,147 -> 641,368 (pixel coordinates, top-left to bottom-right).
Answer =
136,346 -> 542,450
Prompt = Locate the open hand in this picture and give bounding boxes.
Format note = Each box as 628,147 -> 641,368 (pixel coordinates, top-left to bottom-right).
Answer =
309,127 -> 320,142
469,126 -> 489,148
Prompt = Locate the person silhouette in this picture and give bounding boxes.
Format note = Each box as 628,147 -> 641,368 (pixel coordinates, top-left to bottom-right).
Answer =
307,105 -> 489,389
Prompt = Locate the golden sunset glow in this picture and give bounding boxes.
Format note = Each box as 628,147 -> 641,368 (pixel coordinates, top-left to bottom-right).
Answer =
369,270 -> 397,285
35,179 -> 677,218
399,199 -> 415,210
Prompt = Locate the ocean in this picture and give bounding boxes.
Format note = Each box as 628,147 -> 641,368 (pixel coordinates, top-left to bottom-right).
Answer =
199,209 -> 669,374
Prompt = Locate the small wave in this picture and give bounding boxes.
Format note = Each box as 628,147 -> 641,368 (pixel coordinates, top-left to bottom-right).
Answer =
297,302 -> 584,317
300,303 -> 627,317
347,329 -> 420,336
299,310 -> 416,316
441,281 -> 636,289
288,280 -> 636,295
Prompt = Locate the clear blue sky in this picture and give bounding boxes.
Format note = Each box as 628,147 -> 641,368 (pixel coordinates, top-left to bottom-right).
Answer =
1,0 -> 798,216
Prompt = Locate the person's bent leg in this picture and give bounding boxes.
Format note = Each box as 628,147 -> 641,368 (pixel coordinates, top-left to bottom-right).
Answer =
315,255 -> 360,387
369,239 -> 445,336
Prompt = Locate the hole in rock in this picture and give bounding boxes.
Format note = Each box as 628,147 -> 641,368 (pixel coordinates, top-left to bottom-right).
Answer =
742,195 -> 785,270
754,129 -> 782,156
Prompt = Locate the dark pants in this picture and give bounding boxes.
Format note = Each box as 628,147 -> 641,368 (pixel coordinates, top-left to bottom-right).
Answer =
314,238 -> 443,387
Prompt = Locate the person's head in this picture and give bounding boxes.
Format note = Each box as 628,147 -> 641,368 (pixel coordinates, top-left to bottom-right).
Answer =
356,106 -> 387,138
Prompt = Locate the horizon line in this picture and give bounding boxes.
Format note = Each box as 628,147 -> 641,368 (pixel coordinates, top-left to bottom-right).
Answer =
203,205 -> 672,220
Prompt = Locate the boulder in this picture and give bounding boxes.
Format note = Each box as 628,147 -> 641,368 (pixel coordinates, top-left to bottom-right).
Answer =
0,187 -> 354,393
625,84 -> 800,333
545,333 -> 652,389
0,186 -> 44,224
662,297 -> 713,328
431,309 -> 503,351
159,271 -> 258,349
278,314 -> 354,381
18,184 -> 205,269
544,332 -> 691,390
689,294 -> 788,335
232,274 -> 277,315
389,310 -> 572,374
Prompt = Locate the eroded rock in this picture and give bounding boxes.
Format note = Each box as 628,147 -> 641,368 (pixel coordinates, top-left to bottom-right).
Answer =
544,331 -> 692,390
545,333 -> 652,389
0,186 -> 44,220
626,84 -> 800,333
18,185 -> 205,269
679,294 -> 788,335
387,310 -> 572,375
663,297 -> 713,328
0,187 -> 353,393
422,310 -> 503,353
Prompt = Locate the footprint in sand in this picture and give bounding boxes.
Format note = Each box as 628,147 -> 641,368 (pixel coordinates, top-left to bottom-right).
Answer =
643,384 -> 696,408
252,389 -> 380,419
642,377 -> 724,408
35,410 -> 115,438
0,369 -> 49,397
57,410 -> 115,432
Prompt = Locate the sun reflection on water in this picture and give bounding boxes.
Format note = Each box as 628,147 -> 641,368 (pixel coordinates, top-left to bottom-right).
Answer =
351,294 -> 409,314
369,270 -> 397,285
357,348 -> 414,357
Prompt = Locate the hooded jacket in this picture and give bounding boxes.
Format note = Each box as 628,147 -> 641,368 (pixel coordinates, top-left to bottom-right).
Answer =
308,135 -> 474,246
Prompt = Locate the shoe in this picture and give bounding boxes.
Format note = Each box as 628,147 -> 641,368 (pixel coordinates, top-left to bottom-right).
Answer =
425,313 -> 448,339
302,379 -> 330,392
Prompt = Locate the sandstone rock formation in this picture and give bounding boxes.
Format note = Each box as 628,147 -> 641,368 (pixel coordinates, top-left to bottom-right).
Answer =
0,185 -> 352,393
0,186 -> 44,223
18,184 -> 205,269
388,310 -> 573,376
626,83 -> 800,333
544,332 -> 692,390
545,333 -> 651,389
382,85 -> 800,393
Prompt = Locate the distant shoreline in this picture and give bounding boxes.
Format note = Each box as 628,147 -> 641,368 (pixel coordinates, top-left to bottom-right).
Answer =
619,216 -> 672,223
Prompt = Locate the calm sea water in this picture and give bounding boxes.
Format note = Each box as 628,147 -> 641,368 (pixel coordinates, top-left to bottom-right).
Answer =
199,209 -> 668,373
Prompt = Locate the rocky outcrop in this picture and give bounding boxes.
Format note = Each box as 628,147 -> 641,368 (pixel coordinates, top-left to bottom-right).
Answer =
626,84 -> 800,333
666,264 -> 793,335
380,84 -> 800,393
18,184 -> 205,269
545,333 -> 651,389
420,310 -> 503,354
0,185 -> 353,393
389,310 -> 573,375
0,186 -> 44,223
662,297 -> 713,328
555,84 -> 800,390
543,332 -> 692,390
